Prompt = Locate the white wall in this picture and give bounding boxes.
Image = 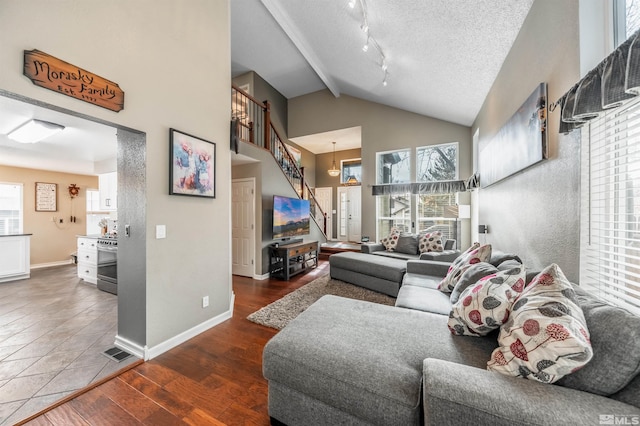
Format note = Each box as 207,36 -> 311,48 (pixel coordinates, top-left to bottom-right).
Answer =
0,0 -> 232,352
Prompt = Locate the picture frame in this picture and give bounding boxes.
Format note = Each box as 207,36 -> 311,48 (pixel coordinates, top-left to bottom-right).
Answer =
35,182 -> 57,211
479,82 -> 548,188
169,128 -> 216,198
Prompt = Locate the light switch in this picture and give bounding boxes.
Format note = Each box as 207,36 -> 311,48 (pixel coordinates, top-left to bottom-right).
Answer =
156,225 -> 166,239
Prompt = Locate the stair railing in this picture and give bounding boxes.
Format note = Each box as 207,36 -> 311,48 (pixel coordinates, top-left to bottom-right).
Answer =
231,84 -> 328,237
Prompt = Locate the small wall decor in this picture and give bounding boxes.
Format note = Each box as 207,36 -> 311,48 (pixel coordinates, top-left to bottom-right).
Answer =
169,128 -> 216,198
68,184 -> 80,198
479,82 -> 548,188
35,182 -> 57,211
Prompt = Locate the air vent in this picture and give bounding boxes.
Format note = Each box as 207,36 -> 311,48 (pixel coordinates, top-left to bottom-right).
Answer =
102,347 -> 132,362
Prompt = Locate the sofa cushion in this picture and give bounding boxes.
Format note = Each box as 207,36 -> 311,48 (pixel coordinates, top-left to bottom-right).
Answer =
556,284 -> 640,397
402,272 -> 441,289
438,243 -> 492,293
450,262 -> 499,304
263,295 -> 498,426
329,251 -> 406,283
396,285 -> 452,314
396,233 -> 419,255
372,250 -> 421,260
448,264 -> 526,336
380,227 -> 400,251
487,264 -> 593,384
418,231 -> 444,253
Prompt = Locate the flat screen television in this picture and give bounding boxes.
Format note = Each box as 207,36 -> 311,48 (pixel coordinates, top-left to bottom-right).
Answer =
273,195 -> 310,240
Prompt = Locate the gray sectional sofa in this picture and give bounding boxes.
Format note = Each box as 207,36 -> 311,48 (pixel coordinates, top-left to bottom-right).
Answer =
263,257 -> 640,425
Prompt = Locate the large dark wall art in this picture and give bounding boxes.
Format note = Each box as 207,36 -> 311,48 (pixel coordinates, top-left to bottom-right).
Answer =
480,82 -> 548,188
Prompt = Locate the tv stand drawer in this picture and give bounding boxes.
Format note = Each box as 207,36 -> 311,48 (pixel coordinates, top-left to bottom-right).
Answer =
288,243 -> 317,257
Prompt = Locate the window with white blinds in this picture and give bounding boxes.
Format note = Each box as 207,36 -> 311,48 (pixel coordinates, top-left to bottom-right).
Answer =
0,183 -> 23,235
580,97 -> 640,315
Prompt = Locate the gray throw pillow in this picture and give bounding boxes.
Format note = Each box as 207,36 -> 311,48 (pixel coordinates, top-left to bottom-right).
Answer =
489,251 -> 523,267
556,284 -> 640,396
395,233 -> 418,255
449,262 -> 499,304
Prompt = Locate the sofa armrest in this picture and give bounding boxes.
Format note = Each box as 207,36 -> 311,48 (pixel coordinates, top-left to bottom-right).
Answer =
423,358 -> 640,426
361,243 -> 384,254
406,260 -> 451,277
419,250 -> 460,262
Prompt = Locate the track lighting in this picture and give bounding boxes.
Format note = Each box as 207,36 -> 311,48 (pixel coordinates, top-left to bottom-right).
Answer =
349,0 -> 389,87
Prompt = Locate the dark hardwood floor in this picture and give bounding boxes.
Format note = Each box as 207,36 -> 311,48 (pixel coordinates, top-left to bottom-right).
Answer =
21,260 -> 330,425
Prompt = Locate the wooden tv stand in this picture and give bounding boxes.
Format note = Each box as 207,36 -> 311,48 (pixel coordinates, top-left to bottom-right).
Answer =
268,240 -> 318,280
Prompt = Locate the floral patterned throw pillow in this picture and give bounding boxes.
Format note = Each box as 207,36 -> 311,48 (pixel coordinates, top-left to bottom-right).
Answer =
487,264 -> 593,384
380,227 -> 400,252
418,231 -> 444,253
448,264 -> 526,336
437,243 -> 491,293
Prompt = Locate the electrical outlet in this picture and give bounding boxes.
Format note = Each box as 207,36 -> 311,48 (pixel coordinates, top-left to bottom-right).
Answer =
202,296 -> 209,308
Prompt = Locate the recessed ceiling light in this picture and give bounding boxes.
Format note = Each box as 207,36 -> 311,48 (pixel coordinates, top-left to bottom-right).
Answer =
7,119 -> 65,144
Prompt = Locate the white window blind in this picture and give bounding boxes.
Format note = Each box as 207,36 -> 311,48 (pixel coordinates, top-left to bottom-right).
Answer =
581,97 -> 640,315
0,183 -> 23,235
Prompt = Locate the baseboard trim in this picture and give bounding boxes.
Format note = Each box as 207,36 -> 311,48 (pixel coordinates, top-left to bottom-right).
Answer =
254,272 -> 270,280
114,335 -> 147,360
31,259 -> 73,269
146,296 -> 235,360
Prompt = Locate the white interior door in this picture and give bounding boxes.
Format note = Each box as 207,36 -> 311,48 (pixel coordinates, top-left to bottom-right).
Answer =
232,179 -> 255,277
314,187 -> 333,239
347,186 -> 361,242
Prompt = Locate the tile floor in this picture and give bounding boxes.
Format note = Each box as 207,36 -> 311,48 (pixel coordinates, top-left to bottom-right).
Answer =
0,264 -> 138,425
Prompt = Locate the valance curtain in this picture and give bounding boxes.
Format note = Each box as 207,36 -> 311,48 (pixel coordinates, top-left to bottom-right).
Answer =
371,180 -> 466,196
559,28 -> 640,133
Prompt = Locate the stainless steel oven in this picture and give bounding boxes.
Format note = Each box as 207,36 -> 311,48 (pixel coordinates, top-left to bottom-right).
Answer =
96,238 -> 117,294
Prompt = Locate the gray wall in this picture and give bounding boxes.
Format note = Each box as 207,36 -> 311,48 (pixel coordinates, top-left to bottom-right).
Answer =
289,92 -> 472,248
472,0 -> 581,281
234,142 -> 325,275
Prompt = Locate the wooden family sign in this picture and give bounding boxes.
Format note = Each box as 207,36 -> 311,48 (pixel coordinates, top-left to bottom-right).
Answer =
23,49 -> 124,112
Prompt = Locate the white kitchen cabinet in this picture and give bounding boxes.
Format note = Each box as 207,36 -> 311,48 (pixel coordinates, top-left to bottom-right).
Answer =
0,234 -> 31,283
99,172 -> 117,211
77,237 -> 98,284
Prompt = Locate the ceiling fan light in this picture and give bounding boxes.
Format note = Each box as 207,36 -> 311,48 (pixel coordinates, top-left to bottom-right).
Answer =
7,119 -> 65,144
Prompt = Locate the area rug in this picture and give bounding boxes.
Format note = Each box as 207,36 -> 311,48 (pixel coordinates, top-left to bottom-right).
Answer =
247,274 -> 395,330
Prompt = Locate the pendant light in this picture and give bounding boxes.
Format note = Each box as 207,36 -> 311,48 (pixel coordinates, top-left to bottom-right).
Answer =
327,141 -> 340,177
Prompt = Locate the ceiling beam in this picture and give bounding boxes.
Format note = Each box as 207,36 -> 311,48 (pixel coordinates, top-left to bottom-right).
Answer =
260,0 -> 341,98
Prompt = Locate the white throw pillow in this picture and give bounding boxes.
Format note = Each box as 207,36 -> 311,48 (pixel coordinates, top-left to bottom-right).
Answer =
380,227 -> 400,252
438,243 -> 491,293
448,264 -> 526,336
418,231 -> 444,253
487,264 -> 593,384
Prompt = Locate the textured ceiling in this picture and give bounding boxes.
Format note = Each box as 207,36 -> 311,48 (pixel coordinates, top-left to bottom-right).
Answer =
231,0 -> 535,127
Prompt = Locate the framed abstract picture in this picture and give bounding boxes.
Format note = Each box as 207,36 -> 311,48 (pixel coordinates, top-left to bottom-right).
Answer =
169,128 -> 216,198
479,82 -> 548,188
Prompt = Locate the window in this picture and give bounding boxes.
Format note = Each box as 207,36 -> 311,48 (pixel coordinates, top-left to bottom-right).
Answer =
86,188 -> 103,235
341,158 -> 361,184
416,143 -> 459,239
580,97 -> 640,314
614,0 -> 640,47
0,183 -> 23,235
377,149 -> 410,184
416,143 -> 458,182
376,144 -> 459,240
376,149 -> 412,235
